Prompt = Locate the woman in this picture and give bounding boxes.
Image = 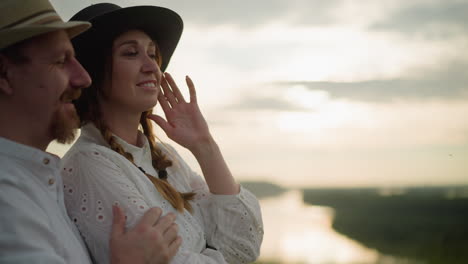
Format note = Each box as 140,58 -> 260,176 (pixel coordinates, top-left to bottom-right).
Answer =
61,3 -> 263,264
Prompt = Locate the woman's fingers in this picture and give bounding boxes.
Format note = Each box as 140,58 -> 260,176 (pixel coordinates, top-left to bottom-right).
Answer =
185,75 -> 197,103
158,73 -> 197,109
158,90 -> 171,115
147,114 -> 172,135
164,72 -> 186,104
160,75 -> 178,107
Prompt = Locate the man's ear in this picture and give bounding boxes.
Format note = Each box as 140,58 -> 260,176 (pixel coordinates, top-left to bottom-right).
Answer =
0,54 -> 14,95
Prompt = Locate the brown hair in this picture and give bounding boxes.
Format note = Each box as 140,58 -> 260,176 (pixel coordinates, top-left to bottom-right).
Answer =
0,39 -> 31,65
74,29 -> 195,212
0,39 -> 31,79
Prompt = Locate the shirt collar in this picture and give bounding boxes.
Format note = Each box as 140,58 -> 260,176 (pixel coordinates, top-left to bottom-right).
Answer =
80,123 -> 151,163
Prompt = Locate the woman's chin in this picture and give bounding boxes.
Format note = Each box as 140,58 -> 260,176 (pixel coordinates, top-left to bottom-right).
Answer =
136,100 -> 158,113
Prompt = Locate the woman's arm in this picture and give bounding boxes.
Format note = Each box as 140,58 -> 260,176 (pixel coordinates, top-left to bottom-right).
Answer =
149,73 -> 264,262
163,144 -> 264,263
149,72 -> 239,195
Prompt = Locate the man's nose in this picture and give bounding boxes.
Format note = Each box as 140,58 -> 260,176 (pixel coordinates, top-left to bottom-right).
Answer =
70,57 -> 92,89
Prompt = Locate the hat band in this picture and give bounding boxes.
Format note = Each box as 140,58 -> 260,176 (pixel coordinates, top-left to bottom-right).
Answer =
1,10 -> 62,30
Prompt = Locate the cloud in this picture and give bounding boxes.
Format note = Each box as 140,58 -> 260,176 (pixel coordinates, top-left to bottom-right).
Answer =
223,95 -> 307,112
273,61 -> 468,102
277,79 -> 467,102
134,0 -> 342,28
371,1 -> 468,37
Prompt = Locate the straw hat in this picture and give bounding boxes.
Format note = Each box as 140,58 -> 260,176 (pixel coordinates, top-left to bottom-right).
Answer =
0,0 -> 90,50
70,3 -> 183,71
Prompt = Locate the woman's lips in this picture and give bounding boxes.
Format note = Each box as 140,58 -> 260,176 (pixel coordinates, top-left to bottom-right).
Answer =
137,80 -> 158,91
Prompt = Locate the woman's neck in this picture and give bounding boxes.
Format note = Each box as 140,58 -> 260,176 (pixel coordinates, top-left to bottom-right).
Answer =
100,102 -> 141,146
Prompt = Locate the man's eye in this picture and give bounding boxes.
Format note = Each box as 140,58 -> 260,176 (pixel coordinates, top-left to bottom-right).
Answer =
56,58 -> 66,65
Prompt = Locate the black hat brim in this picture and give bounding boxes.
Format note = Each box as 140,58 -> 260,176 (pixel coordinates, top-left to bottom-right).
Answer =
71,5 -> 183,72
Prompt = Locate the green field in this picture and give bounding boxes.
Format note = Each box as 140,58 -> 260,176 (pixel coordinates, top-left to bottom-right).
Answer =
302,186 -> 468,264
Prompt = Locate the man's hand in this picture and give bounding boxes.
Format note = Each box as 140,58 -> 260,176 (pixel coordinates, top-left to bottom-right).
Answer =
109,206 -> 181,264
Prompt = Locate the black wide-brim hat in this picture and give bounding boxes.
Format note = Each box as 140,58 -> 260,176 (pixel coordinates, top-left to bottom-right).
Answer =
70,3 -> 183,72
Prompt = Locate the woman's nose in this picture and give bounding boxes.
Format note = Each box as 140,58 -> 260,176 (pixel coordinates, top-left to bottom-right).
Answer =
141,55 -> 162,85
141,54 -> 160,74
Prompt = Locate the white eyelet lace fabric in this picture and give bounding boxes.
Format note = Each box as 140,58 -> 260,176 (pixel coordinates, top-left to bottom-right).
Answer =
61,124 -> 264,264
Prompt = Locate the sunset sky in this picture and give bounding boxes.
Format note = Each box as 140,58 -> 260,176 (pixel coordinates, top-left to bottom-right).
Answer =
49,0 -> 468,188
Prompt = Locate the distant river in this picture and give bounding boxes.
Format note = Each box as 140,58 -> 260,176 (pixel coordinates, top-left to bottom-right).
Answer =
257,190 -> 410,264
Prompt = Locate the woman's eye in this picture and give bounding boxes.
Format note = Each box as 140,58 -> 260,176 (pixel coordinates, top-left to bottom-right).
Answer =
149,53 -> 157,59
123,51 -> 138,56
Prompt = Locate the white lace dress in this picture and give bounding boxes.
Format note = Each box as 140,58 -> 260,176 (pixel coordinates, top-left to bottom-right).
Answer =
61,124 -> 263,264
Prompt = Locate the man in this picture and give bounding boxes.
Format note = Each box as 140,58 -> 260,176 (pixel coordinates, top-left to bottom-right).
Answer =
0,0 -> 181,263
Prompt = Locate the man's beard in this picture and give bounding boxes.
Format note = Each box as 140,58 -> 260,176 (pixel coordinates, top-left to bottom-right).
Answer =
50,107 -> 79,144
50,88 -> 82,144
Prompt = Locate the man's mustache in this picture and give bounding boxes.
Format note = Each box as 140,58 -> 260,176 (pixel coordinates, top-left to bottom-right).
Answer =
60,88 -> 82,103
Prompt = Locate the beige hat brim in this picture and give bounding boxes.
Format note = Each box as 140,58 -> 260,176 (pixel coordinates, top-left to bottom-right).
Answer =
0,21 -> 90,50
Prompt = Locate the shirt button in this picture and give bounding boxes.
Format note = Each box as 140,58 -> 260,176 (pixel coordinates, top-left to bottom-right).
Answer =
43,158 -> 50,165
48,178 -> 55,185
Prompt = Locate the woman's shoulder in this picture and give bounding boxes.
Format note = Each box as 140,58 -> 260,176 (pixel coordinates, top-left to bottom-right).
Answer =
155,141 -> 175,153
61,138 -> 131,183
62,138 -> 117,166
155,141 -> 182,160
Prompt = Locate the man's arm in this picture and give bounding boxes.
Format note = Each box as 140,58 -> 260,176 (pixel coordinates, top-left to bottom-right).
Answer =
0,182 -> 87,264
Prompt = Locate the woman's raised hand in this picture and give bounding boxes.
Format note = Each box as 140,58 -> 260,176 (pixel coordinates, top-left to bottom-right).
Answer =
148,72 -> 212,151
150,73 -> 239,195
